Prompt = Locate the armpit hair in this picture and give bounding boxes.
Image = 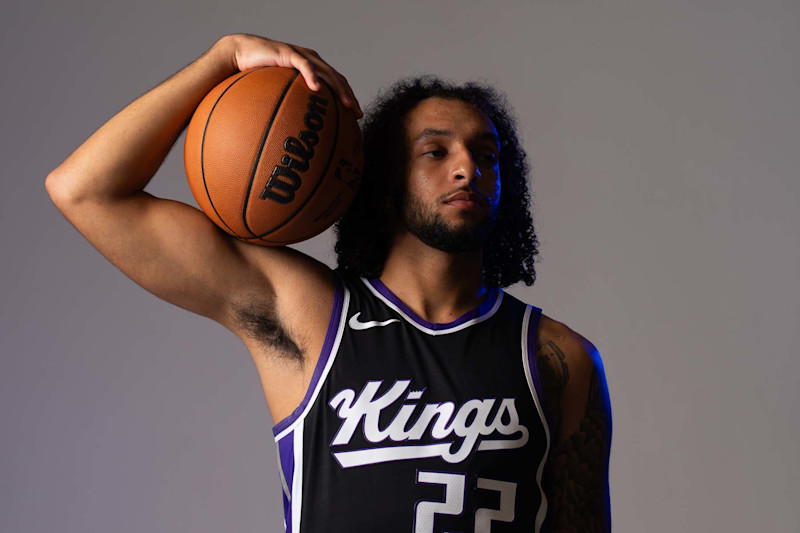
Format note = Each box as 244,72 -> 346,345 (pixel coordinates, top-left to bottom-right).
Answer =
233,300 -> 304,363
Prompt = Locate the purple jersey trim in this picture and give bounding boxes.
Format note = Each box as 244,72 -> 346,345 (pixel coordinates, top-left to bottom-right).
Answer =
272,279 -> 345,436
278,436 -> 294,532
365,277 -> 500,331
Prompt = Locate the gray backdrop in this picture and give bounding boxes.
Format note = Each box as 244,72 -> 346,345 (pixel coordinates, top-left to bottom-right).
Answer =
2,0 -> 798,531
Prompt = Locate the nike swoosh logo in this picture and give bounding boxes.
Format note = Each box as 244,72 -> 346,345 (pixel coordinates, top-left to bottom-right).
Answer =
348,312 -> 401,331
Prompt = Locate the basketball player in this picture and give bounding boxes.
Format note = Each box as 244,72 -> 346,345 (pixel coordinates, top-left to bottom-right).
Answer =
46,33 -> 612,532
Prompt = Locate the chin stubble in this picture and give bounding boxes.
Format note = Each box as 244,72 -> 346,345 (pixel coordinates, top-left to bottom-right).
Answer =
400,194 -> 492,253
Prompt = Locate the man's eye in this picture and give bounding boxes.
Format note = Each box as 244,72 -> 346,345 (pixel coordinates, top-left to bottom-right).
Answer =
482,152 -> 498,163
425,150 -> 445,158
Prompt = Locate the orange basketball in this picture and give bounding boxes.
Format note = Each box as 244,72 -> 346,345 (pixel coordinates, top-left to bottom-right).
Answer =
184,66 -> 363,246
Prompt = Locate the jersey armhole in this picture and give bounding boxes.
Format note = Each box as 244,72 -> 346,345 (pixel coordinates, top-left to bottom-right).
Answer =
522,306 -> 553,533
523,305 -> 556,438
272,276 -> 349,439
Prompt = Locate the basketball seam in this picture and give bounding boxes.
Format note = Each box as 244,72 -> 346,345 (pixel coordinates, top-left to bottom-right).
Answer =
242,80 -> 341,242
241,70 -> 301,238
200,69 -> 259,238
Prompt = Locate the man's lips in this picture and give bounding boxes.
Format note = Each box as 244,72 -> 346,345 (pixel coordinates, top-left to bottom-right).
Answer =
443,191 -> 487,207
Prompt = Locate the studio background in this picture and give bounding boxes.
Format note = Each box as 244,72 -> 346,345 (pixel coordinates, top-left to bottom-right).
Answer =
2,0 -> 798,531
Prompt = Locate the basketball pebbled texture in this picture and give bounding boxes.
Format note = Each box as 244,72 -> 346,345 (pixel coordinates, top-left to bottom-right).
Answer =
184,66 -> 363,246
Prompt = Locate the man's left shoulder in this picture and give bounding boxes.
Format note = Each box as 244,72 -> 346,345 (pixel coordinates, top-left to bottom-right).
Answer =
536,313 -> 605,377
532,313 -> 612,435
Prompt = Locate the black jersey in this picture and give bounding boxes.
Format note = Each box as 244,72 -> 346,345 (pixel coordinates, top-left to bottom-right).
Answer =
272,272 -> 551,533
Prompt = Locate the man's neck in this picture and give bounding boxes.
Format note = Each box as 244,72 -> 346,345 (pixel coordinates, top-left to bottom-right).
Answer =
379,232 -> 488,324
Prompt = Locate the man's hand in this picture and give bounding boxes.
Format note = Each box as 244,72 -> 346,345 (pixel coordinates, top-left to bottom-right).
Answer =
223,33 -> 363,118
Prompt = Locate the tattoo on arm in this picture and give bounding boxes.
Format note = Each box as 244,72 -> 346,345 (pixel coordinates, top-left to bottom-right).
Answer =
537,340 -> 570,432
539,340 -> 570,387
543,366 -> 612,533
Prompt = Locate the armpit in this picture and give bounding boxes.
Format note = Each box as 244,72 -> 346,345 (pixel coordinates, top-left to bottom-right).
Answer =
234,301 -> 304,363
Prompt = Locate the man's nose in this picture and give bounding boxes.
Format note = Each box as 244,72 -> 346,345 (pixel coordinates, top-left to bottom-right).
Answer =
452,149 -> 482,183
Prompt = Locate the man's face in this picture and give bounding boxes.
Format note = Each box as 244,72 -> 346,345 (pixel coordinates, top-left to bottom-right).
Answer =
398,97 -> 501,253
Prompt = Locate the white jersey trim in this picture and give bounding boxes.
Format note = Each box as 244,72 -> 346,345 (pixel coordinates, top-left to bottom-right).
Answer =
360,277 -> 504,336
521,305 -> 551,533
291,423 -> 304,533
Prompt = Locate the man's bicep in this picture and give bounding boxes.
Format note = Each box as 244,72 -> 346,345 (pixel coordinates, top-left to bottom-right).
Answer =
541,330 -> 612,532
48,190 -> 257,322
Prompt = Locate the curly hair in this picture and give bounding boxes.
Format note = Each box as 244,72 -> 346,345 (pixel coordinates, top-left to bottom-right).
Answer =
334,75 -> 539,288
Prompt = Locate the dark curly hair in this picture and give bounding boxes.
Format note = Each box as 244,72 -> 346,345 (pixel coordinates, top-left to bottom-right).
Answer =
334,75 -> 539,288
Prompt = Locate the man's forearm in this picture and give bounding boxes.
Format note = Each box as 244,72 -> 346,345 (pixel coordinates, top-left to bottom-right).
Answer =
46,35 -> 238,202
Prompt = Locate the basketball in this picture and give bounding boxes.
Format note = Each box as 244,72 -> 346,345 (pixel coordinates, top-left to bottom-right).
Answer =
184,66 -> 363,246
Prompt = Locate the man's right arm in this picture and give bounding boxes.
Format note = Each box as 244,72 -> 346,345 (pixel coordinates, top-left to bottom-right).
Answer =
44,34 -> 361,337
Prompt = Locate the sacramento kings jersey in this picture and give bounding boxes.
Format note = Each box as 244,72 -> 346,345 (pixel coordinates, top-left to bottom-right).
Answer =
272,271 -> 551,533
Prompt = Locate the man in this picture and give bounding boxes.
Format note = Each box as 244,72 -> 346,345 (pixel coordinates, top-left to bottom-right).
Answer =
46,33 -> 612,532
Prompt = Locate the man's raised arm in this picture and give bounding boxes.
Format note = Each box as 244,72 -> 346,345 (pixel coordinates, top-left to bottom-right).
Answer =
44,34 -> 361,331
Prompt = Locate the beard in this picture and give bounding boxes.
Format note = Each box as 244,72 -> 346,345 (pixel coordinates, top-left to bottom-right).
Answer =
399,192 -> 496,253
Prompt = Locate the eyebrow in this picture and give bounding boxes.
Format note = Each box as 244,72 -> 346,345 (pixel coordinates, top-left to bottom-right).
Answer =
412,128 -> 500,147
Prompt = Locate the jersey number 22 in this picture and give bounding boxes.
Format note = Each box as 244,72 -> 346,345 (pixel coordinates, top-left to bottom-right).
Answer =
413,471 -> 517,532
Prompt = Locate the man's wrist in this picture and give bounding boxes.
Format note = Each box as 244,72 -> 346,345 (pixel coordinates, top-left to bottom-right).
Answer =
206,34 -> 241,77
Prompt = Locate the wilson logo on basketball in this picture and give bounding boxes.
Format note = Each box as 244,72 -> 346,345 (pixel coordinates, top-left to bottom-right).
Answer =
260,93 -> 329,204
